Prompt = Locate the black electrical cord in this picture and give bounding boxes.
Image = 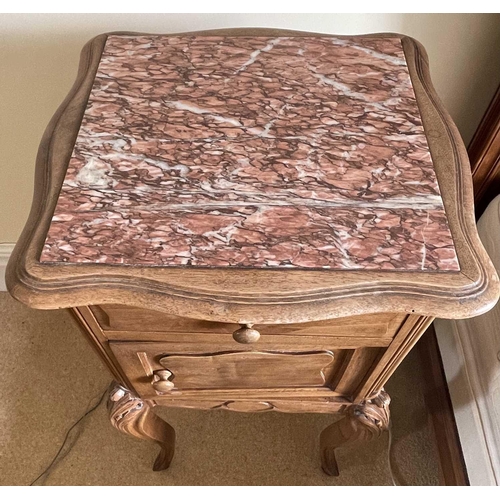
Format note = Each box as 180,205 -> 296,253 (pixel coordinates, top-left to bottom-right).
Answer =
29,385 -> 403,485
29,387 -> 108,486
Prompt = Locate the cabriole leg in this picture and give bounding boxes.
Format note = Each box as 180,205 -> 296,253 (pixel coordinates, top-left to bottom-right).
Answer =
107,382 -> 176,471
320,390 -> 391,476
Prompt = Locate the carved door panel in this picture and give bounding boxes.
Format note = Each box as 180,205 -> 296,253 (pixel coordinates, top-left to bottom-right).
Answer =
157,351 -> 335,390
109,342 -> 349,398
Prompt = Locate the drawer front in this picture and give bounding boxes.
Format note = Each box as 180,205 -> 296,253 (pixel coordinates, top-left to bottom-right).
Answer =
91,304 -> 405,340
110,341 -> 381,399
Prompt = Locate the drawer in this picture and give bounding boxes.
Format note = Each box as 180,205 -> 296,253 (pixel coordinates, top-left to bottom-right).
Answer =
109,341 -> 381,399
91,304 -> 405,340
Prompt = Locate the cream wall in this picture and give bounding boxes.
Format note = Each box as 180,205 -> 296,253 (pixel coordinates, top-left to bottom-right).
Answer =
1,13 -> 500,243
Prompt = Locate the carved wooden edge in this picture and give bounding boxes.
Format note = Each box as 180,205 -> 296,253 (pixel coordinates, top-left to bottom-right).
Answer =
6,28 -> 499,324
107,382 -> 176,471
345,390 -> 391,434
151,397 -> 348,414
358,315 -> 434,400
320,389 -> 391,476
71,307 -> 131,387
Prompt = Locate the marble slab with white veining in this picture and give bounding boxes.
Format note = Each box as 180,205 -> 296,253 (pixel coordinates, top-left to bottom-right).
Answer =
40,35 -> 460,271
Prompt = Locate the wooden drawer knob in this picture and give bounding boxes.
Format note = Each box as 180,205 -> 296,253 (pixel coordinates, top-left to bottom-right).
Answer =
152,369 -> 174,393
233,324 -> 260,344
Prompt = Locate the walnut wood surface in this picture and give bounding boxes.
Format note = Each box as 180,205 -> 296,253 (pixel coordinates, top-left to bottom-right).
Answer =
152,397 -> 347,414
110,341 -> 349,398
93,305 -> 403,339
6,28 -> 499,324
74,304 -> 433,474
157,351 -> 336,390
75,304 -> 424,404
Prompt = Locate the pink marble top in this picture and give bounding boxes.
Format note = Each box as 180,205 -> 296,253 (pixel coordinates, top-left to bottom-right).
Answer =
40,35 -> 460,271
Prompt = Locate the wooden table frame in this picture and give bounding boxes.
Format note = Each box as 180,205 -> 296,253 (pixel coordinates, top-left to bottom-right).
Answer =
7,29 -> 499,477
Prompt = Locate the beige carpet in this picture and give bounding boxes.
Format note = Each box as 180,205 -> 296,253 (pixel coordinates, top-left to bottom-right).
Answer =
0,292 -> 441,485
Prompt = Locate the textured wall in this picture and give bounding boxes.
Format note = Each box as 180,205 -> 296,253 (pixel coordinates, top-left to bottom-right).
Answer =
1,13 -> 499,242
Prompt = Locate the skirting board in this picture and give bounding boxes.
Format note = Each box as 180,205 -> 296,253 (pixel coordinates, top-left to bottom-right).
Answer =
434,194 -> 500,486
435,318 -> 500,486
0,243 -> 15,292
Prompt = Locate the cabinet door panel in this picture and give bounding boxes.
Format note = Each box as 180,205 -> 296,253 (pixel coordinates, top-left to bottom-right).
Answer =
109,341 -> 350,398
158,351 -> 335,390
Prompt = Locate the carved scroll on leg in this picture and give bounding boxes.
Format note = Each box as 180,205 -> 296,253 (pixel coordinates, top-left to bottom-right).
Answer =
107,383 -> 176,471
320,390 -> 390,476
